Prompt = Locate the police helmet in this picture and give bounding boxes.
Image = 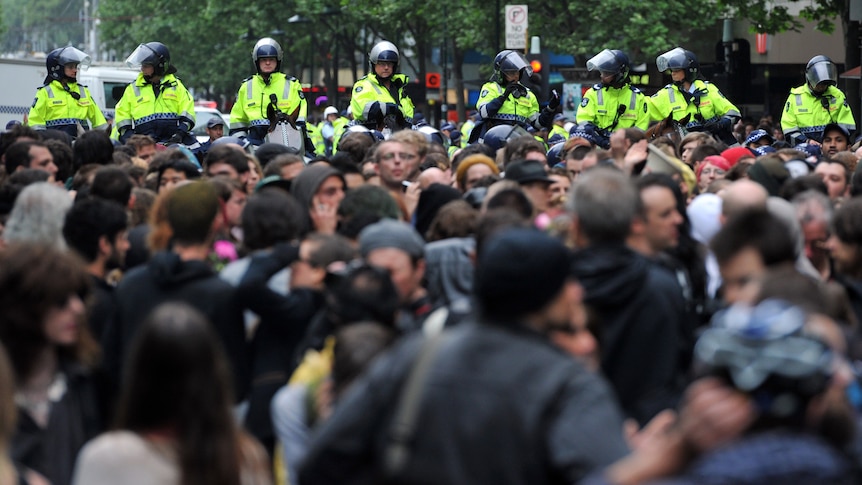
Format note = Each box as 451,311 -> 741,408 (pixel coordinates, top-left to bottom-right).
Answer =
253,37 -> 284,74
695,299 -> 834,418
656,47 -> 699,83
369,41 -> 399,71
805,55 -> 838,93
494,50 -> 532,84
46,46 -> 90,82
546,142 -> 566,167
586,49 -> 630,88
126,42 -> 171,76
477,124 -> 531,151
417,125 -> 448,147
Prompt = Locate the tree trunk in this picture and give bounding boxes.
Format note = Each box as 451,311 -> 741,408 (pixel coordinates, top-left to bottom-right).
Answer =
452,44 -> 467,123
842,11 -> 860,125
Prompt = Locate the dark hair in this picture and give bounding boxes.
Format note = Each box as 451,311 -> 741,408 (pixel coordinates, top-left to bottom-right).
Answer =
336,185 -> 400,239
130,187 -> 157,227
780,174 -> 829,201
116,303 -> 245,485
157,158 -> 201,189
329,151 -> 361,176
475,208 -> 531,257
73,130 -> 114,171
63,198 -> 129,263
486,188 -> 533,220
0,125 -> 41,161
331,323 -> 396,399
425,200 -> 478,242
337,131 -> 377,164
6,168 -> 50,187
204,145 -> 250,175
451,143 -> 496,174
710,209 -> 797,266
242,189 -> 305,251
503,135 -> 546,169
326,265 -> 400,329
304,233 -> 357,268
689,143 -> 721,165
263,154 -> 304,177
44,139 -> 74,182
4,140 -> 47,174
0,244 -> 97,384
725,160 -> 752,181
91,166 -> 134,207
833,197 -> 862,246
125,134 -> 155,152
818,158 -> 851,185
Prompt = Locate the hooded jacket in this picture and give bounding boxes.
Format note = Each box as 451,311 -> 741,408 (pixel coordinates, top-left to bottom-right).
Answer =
571,244 -> 689,425
104,251 -> 249,400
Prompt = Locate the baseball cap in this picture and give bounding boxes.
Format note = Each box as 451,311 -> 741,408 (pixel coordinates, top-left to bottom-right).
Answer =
324,106 -> 338,117
505,160 -> 555,185
207,117 -> 225,128
359,219 -> 425,260
744,129 -> 774,146
823,123 -> 851,139
553,114 -> 568,122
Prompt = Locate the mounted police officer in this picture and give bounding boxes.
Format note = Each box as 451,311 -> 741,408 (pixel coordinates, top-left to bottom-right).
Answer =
648,47 -> 740,145
472,50 -> 558,143
781,55 -> 856,147
350,41 -> 415,133
113,42 -> 197,147
230,37 -> 308,149
576,49 -> 650,149
28,46 -> 108,138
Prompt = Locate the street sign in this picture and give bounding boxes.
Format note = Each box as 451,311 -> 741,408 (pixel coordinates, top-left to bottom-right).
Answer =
505,5 -> 528,50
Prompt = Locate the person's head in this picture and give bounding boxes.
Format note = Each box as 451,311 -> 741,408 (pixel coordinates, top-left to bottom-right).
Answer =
493,50 -> 531,84
505,160 -> 554,213
205,118 -> 224,142
46,46 -> 89,84
359,219 -> 425,305
264,153 -> 305,181
656,47 -> 699,84
289,164 -> 346,229
710,210 -> 797,305
116,302 -> 245,485
336,185 -> 401,239
455,154 -> 499,192
814,158 -> 850,200
331,323 -> 396,401
821,125 -> 850,158
242,189 -> 305,251
373,140 -> 418,190
204,145 -> 251,187
827,197 -> 862,279
424,200 -> 478,242
126,134 -> 157,164
209,177 -> 247,231
696,155 -> 731,193
369,41 -> 399,80
586,49 -> 630,88
567,166 -> 638,245
325,264 -> 401,329
792,190 -> 833,267
689,143 -> 722,170
632,174 -> 684,256
125,42 -> 174,81
805,55 -> 838,94
547,167 -> 572,208
157,157 -> 201,193
720,179 -> 769,223
165,181 -> 220,247
252,37 -> 282,76
90,166 -> 134,207
63,198 -> 129,271
45,138 -> 74,183
679,132 -> 714,166
503,135 -> 548,169
475,228 -> 578,333
4,141 -> 57,179
72,130 -> 114,170
0,244 -> 96,384
3,182 -> 72,250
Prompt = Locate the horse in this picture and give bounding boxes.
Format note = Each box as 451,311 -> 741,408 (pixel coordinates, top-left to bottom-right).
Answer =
645,113 -> 690,147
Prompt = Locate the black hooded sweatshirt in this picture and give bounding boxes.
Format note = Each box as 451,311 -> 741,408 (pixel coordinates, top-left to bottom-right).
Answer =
571,243 -> 690,425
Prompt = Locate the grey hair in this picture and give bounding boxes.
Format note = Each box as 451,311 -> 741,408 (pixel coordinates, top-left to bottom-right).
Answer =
4,182 -> 73,251
792,190 -> 833,227
567,167 -> 638,244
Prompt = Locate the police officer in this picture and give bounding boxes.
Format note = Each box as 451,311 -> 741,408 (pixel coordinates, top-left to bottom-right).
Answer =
473,50 -> 558,142
351,41 -> 415,131
576,49 -> 649,148
113,42 -> 196,146
649,47 -> 740,145
230,37 -> 308,147
28,46 -> 108,138
781,55 -> 856,147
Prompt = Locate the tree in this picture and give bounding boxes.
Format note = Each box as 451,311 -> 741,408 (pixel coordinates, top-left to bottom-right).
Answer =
1,0 -> 85,54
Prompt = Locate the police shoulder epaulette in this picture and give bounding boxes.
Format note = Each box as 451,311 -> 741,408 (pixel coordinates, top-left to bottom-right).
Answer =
631,86 -> 642,94
241,76 -> 253,83
592,83 -> 603,90
288,76 -> 298,82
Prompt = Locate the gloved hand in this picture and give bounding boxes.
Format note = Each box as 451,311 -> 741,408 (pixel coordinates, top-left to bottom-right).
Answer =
502,83 -> 518,99
165,132 -> 183,145
704,117 -> 733,134
547,89 -> 560,110
384,103 -> 399,117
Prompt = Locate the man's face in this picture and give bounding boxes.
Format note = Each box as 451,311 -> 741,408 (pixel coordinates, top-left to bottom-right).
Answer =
159,168 -> 188,193
827,234 -> 860,277
107,230 -> 130,270
376,141 -> 419,190
800,217 -> 830,264
548,174 -> 571,203
464,163 -> 494,191
524,150 -> 548,165
136,144 -> 156,164
670,69 -> 686,83
281,162 -> 304,181
565,158 -> 583,180
520,181 -> 551,213
258,57 -> 277,74
680,141 -> 700,166
814,162 -> 848,200
315,175 -> 346,210
207,161 -> 240,181
719,246 -> 765,305
641,185 -> 683,252
63,63 -> 79,80
822,130 -> 849,157
366,248 -> 423,305
206,124 -> 224,142
374,61 -> 395,78
27,145 -> 58,178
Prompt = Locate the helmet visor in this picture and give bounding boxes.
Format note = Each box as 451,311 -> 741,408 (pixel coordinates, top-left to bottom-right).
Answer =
586,49 -> 617,73
500,51 -> 531,77
807,61 -> 838,89
125,44 -> 156,69
656,47 -> 687,73
58,47 -> 91,70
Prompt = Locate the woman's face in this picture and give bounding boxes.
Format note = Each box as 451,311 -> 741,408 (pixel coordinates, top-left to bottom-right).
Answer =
43,295 -> 85,346
246,161 -> 261,193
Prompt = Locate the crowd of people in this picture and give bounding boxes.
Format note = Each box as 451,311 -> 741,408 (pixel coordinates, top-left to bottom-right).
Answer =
1,38 -> 862,485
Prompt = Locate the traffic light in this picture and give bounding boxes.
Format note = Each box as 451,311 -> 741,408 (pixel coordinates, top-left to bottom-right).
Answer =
525,53 -> 550,102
